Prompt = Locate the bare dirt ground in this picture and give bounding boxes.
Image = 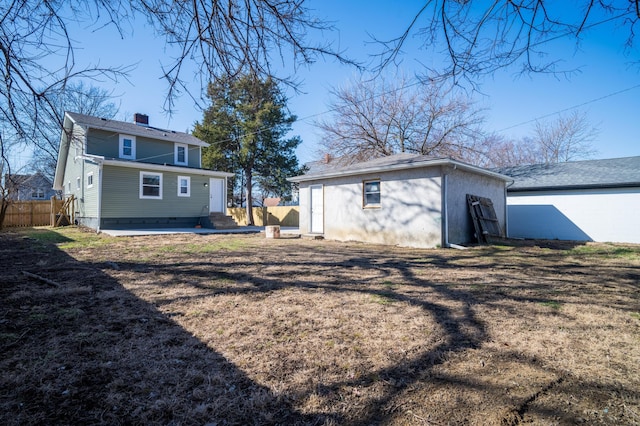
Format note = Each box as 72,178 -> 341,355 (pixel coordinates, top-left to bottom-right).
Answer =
1,227 -> 639,425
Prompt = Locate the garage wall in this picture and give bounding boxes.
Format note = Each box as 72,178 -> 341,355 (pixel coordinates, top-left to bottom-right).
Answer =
507,187 -> 640,243
445,167 -> 507,245
300,168 -> 443,248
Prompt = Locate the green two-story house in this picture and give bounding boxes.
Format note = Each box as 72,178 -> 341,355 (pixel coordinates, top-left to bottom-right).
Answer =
53,112 -> 233,231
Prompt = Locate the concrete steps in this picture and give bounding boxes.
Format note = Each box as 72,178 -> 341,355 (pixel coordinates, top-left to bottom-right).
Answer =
209,213 -> 239,229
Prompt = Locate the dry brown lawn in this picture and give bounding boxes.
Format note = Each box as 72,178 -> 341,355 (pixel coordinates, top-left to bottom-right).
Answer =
1,227 -> 639,425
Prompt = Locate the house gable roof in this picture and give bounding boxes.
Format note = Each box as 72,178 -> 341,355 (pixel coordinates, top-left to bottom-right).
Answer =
54,112 -> 213,190
289,153 -> 512,183
65,112 -> 208,147
5,172 -> 52,188
496,156 -> 640,191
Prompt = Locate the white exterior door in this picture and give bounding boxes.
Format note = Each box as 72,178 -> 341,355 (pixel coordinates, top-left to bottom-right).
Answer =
310,184 -> 324,233
209,178 -> 225,213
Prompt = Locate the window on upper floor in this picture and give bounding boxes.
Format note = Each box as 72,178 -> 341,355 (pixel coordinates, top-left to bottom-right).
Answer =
177,176 -> 190,197
175,143 -> 188,165
31,188 -> 45,199
87,172 -> 94,188
363,179 -> 381,208
119,134 -> 136,159
139,171 -> 162,199
76,177 -> 81,191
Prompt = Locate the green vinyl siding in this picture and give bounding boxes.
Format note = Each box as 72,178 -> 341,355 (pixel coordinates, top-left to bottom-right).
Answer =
81,162 -> 100,217
61,127 -> 100,219
87,129 -> 201,167
100,165 -> 211,218
86,129 -> 119,158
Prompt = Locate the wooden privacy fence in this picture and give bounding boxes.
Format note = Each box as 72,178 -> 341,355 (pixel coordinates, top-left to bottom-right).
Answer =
3,196 -> 75,228
228,206 -> 299,227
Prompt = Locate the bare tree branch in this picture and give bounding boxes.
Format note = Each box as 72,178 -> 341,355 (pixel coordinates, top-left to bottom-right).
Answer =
315,75 -> 487,164
375,1 -> 639,83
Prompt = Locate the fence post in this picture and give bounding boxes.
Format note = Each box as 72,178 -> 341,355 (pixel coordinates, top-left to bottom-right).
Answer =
50,196 -> 55,226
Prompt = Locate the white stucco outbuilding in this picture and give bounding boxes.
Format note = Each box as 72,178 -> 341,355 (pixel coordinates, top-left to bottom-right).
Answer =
498,156 -> 640,243
288,154 -> 512,248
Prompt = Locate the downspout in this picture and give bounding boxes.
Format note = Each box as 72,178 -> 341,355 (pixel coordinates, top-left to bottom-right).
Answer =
97,163 -> 103,232
442,173 -> 449,248
504,179 -> 515,238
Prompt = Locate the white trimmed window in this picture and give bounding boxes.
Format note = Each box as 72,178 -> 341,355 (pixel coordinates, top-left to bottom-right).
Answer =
363,180 -> 381,208
31,188 -> 45,199
76,177 -> 81,191
174,143 -> 188,165
177,176 -> 191,197
119,134 -> 136,159
139,171 -> 162,199
87,172 -> 94,188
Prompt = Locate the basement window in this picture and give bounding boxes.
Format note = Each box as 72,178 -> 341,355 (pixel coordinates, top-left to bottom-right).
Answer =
363,180 -> 381,208
139,171 -> 162,199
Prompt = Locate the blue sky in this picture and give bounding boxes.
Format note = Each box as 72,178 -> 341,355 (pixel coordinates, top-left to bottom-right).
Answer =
11,1 -> 639,168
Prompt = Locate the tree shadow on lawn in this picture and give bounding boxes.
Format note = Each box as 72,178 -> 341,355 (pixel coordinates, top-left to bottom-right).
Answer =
0,233 -> 328,425
3,232 -> 638,425
105,243 -> 640,424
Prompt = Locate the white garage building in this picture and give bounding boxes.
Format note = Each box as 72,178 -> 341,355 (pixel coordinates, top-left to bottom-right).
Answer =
289,154 -> 511,248
499,156 -> 640,243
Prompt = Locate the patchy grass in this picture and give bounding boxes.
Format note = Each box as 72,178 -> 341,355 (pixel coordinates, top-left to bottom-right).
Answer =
13,226 -> 114,250
1,229 -> 639,425
539,300 -> 562,310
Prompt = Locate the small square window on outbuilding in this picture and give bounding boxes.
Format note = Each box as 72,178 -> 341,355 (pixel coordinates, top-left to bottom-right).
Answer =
363,180 -> 381,207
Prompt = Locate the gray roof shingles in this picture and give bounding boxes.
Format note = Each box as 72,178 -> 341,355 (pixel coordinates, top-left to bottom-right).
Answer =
496,156 -> 640,191
303,153 -> 447,177
66,111 -> 207,147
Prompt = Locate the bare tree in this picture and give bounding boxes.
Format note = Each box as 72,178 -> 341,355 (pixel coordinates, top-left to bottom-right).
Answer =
469,111 -> 598,168
464,133 -> 540,168
0,0 -> 354,175
135,0 -> 356,111
376,1 -> 640,83
0,134 -> 18,230
315,75 -> 486,164
30,82 -> 119,181
530,111 -> 598,163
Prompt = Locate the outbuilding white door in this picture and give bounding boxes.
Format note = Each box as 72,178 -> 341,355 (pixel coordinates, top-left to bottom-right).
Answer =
209,178 -> 225,213
310,184 -> 324,233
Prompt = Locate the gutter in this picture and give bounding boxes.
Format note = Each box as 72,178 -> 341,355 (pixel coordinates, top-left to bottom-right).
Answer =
508,182 -> 640,192
101,158 -> 234,178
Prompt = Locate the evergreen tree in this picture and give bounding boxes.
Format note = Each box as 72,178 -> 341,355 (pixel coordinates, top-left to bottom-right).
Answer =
194,74 -> 303,225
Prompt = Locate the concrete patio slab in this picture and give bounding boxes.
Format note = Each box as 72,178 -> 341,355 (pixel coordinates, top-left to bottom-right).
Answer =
100,226 -> 300,237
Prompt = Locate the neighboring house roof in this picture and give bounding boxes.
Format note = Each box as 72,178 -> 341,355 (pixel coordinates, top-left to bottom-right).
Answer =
4,173 -> 55,199
289,153 -> 512,183
263,197 -> 281,207
65,111 -> 208,147
496,156 -> 640,191
5,173 -> 52,188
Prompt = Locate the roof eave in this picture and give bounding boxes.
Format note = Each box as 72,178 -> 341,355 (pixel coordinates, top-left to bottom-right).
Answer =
508,182 -> 640,192
288,158 -> 512,183
101,158 -> 234,177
